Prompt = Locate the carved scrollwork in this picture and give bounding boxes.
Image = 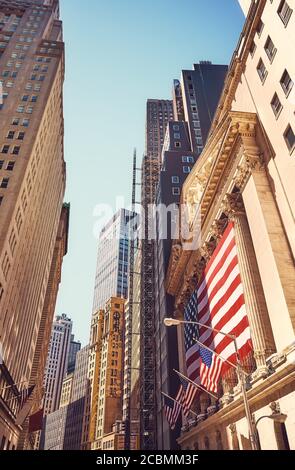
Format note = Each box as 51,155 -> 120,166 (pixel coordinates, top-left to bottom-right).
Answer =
211,218 -> 228,240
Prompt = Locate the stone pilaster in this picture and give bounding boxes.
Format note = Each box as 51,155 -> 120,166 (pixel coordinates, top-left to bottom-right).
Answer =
223,192 -> 276,377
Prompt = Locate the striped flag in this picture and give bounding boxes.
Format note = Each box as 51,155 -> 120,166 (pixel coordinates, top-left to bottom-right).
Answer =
183,221 -> 253,395
183,290 -> 202,407
163,386 -> 183,429
197,221 -> 252,392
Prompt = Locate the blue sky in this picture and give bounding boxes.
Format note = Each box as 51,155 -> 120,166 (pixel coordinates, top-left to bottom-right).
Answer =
56,0 -> 245,345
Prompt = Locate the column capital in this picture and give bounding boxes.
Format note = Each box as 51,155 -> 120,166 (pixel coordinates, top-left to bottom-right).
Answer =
211,218 -> 228,240
200,240 -> 217,262
222,192 -> 245,219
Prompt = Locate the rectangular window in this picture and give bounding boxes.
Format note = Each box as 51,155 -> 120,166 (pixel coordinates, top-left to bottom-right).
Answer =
284,125 -> 295,152
22,119 -> 30,127
17,106 -> 25,113
174,133 -> 180,139
1,145 -> 9,154
31,95 -> 38,102
12,146 -> 20,155
0,160 -> 4,169
34,84 -> 41,91
38,75 -> 45,81
264,36 -> 277,62
7,131 -> 15,139
175,141 -> 181,148
257,59 -> 268,82
25,83 -> 33,90
26,106 -> 33,114
11,71 -> 17,78
278,1 -> 293,26
271,93 -> 283,118
172,176 -> 179,184
0,178 -> 9,188
12,117 -> 20,125
280,69 -> 293,96
172,187 -> 180,195
18,132 -> 25,140
30,74 -> 37,80
6,161 -> 15,171
22,95 -> 29,102
183,166 -> 191,174
6,81 -> 14,88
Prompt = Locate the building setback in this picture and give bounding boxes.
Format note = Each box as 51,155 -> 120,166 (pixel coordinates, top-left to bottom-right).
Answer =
0,0 -> 66,450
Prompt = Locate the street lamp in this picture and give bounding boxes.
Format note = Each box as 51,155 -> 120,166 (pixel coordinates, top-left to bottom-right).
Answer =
164,317 -> 260,451
254,413 -> 287,450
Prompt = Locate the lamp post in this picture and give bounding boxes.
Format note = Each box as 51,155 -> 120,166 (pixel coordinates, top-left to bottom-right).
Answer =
164,317 -> 259,451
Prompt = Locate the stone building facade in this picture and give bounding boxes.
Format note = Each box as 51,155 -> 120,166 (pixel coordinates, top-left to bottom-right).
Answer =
166,0 -> 295,450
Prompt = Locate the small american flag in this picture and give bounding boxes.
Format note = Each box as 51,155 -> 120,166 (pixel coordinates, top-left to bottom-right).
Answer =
163,386 -> 183,429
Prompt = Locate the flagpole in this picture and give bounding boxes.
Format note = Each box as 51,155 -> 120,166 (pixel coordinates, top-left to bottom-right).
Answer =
161,391 -> 198,418
173,369 -> 217,401
192,336 -> 241,372
164,318 -> 260,450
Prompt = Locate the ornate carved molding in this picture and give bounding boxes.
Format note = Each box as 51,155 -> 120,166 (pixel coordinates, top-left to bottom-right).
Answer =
200,240 -> 217,262
211,218 -> 228,240
222,192 -> 245,219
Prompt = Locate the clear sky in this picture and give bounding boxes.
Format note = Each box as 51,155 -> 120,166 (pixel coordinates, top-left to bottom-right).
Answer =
56,0 -> 245,345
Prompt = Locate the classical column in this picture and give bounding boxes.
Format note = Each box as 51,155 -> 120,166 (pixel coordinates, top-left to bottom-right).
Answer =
223,192 -> 276,378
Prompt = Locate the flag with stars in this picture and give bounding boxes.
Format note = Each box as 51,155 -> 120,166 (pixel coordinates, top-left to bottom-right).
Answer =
163,386 -> 184,430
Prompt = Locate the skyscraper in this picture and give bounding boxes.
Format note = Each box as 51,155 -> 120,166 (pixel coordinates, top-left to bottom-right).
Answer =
0,0 -> 66,450
92,208 -> 137,314
172,62 -> 228,154
43,314 -> 73,416
140,99 -> 174,450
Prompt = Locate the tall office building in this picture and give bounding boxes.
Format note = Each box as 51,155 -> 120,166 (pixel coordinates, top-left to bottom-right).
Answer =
67,334 -> 81,375
42,345 -> 90,450
0,0 -> 66,450
92,208 -> 137,314
140,99 -> 174,450
172,62 -> 228,154
90,297 -> 125,450
43,314 -> 72,416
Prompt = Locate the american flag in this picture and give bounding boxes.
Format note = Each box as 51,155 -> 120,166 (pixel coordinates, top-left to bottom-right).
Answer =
163,386 -> 184,429
183,222 -> 252,395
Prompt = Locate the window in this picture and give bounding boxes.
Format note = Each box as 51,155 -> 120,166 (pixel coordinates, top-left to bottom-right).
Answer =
11,71 -> 17,78
173,124 -> 179,131
174,133 -> 180,139
2,70 -> 9,77
18,132 -> 25,140
33,65 -> 40,71
271,93 -> 283,118
182,156 -> 194,163
17,106 -> 25,113
264,36 -> 277,62
0,178 -> 9,188
38,75 -> 45,81
183,166 -> 191,174
172,187 -> 180,195
257,59 -> 268,82
6,161 -> 15,171
31,95 -> 38,102
256,19 -> 264,37
172,176 -> 179,184
12,117 -> 20,125
0,160 -> 4,169
6,81 -> 13,88
30,74 -> 37,80
1,145 -> 9,154
175,141 -> 181,148
12,146 -> 20,155
22,95 -> 29,102
284,125 -> 295,152
25,83 -> 33,90
280,69 -> 293,96
278,1 -> 293,26
7,131 -> 15,139
22,119 -> 30,127
26,107 -> 33,114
